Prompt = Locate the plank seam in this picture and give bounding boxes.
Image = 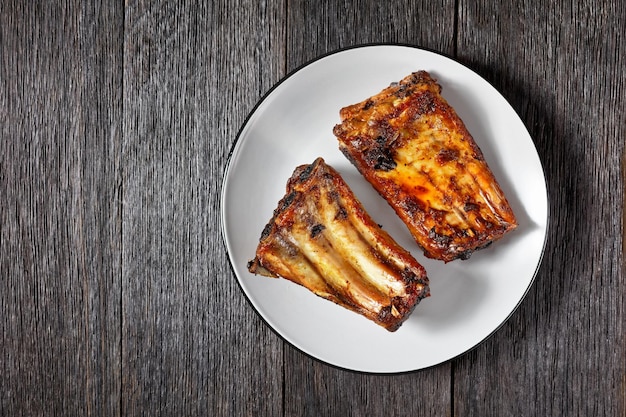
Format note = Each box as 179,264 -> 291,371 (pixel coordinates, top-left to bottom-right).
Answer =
119,2 -> 126,416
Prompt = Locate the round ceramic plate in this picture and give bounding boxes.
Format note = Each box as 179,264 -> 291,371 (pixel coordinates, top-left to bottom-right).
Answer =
221,45 -> 548,373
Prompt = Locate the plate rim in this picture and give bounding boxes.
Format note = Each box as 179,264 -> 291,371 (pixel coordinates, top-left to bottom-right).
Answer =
220,42 -> 550,374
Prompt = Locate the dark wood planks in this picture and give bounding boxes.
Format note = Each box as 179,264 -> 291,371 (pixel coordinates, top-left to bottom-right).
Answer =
0,1 -> 123,416
285,0 -> 456,70
120,0 -> 286,415
453,1 -> 625,416
284,346 -> 452,417
283,2 -> 456,416
1,0 -> 624,415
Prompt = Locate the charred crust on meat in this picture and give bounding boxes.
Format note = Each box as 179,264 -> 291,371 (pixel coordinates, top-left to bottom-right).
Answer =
334,204 -> 348,221
326,190 -> 340,206
366,146 -> 397,171
374,154 -> 397,171
401,267 -> 418,284
260,221 -> 274,240
362,99 -> 374,110
435,148 -> 459,165
298,162 -> 316,182
398,197 -> 426,217
279,191 -> 297,211
309,223 -> 325,238
429,227 -> 452,246
412,90 -> 438,114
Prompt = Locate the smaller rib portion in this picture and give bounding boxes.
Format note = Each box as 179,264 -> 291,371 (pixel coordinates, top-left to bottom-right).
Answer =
248,157 -> 430,332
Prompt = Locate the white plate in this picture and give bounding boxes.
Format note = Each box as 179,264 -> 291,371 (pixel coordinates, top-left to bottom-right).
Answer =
221,45 -> 548,373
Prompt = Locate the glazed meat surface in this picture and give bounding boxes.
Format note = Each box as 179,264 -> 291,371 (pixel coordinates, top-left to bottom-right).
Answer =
248,158 -> 430,332
333,71 -> 517,262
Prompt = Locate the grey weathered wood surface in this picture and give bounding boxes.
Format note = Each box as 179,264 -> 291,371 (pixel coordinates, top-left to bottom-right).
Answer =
1,1 -> 624,416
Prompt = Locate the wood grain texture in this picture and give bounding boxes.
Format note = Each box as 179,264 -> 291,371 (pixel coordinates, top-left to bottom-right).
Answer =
120,0 -> 286,415
1,0 -> 624,416
284,345 -> 451,417
1,1 -> 123,416
453,1 -> 625,416
285,0 -> 456,71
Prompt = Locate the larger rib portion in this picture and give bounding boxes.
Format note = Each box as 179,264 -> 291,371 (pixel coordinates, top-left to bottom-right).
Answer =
248,157 -> 430,332
333,71 -> 518,262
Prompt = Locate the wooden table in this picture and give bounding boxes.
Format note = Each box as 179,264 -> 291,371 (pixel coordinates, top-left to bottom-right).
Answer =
2,1 -> 624,415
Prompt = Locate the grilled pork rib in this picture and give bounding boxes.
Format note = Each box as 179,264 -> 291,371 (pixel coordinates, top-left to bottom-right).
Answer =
248,158 -> 430,332
333,71 -> 518,262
